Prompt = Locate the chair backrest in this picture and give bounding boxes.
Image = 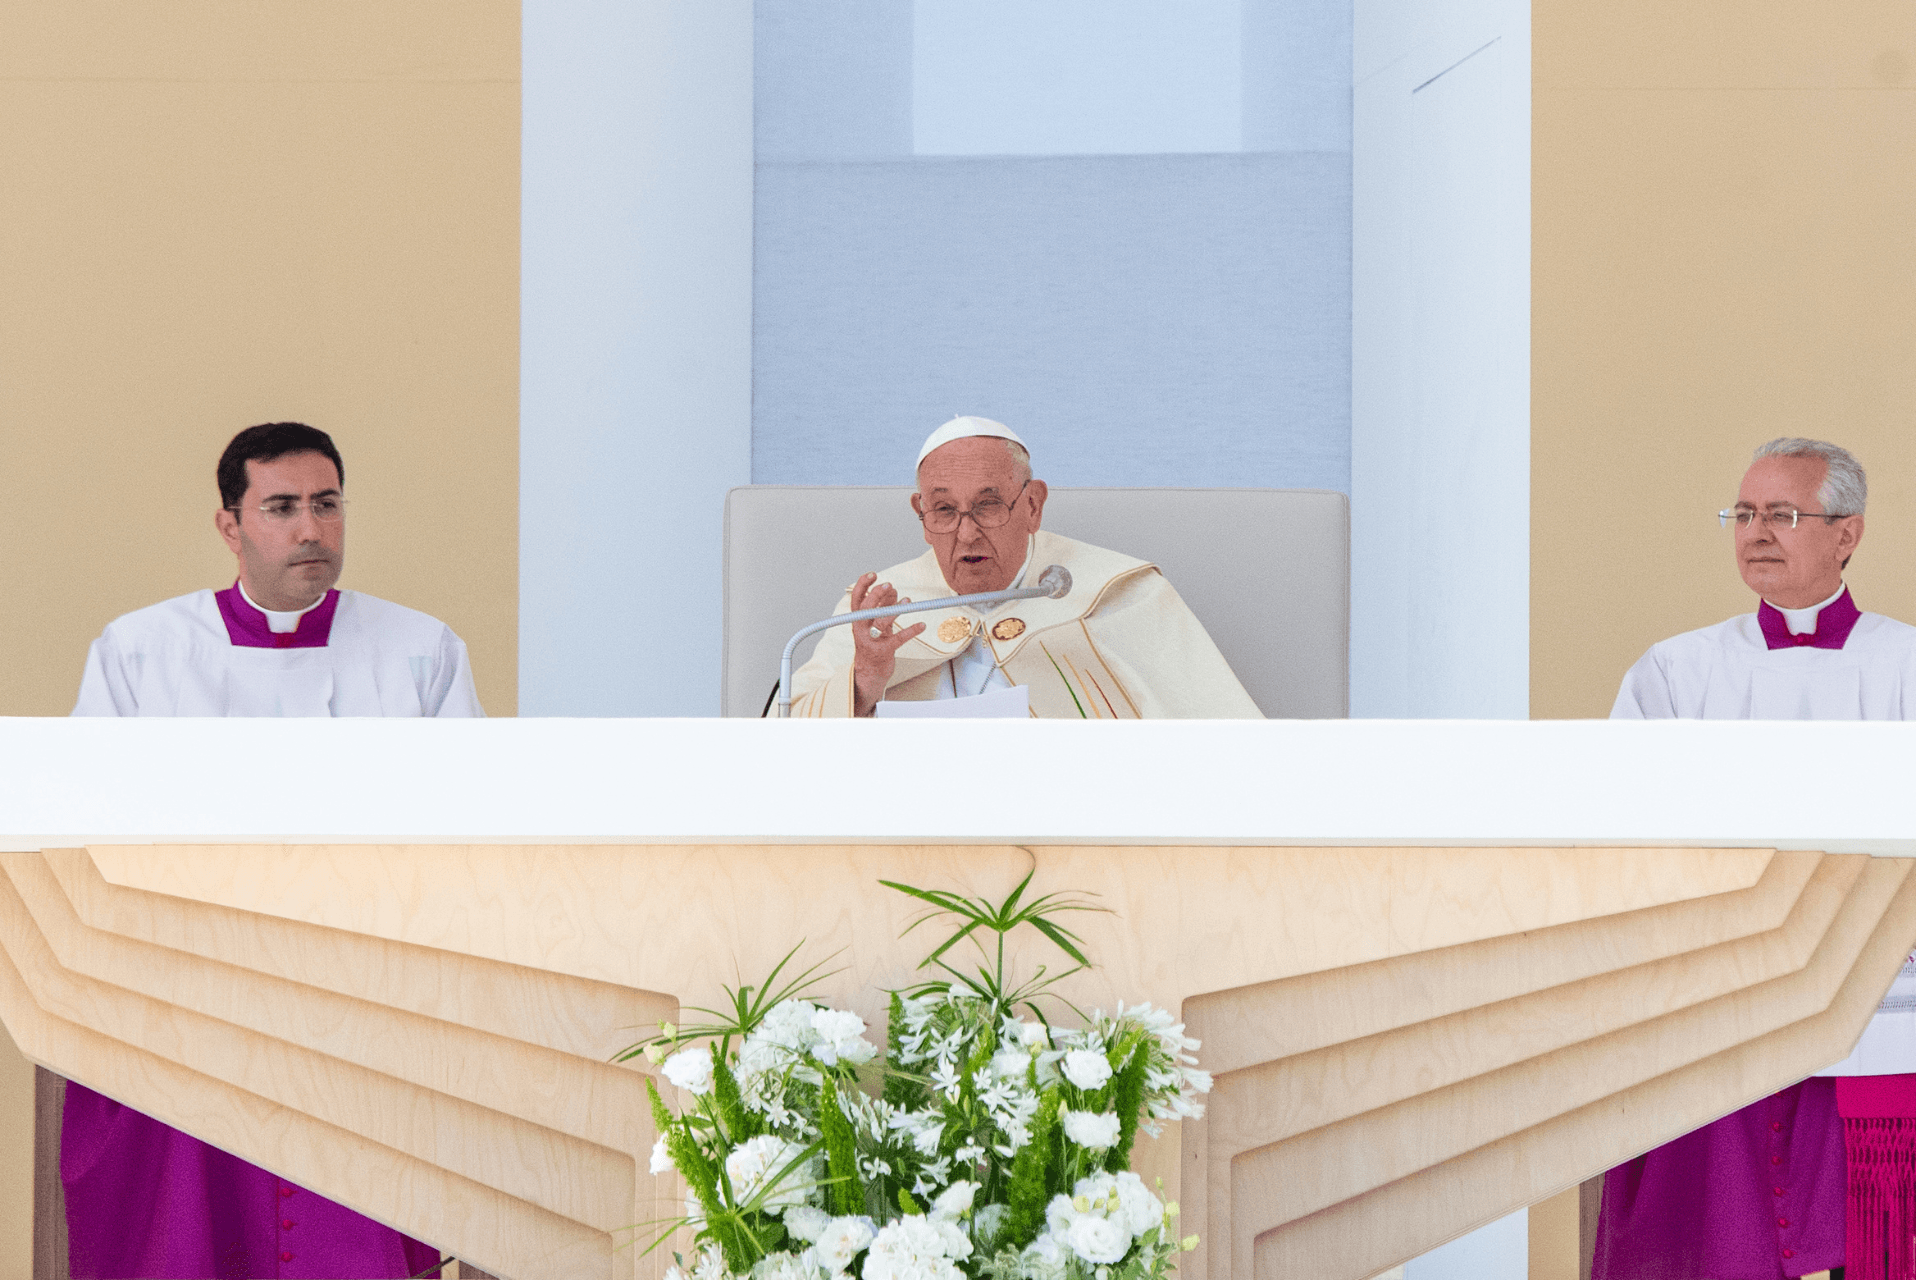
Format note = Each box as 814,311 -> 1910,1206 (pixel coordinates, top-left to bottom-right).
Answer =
721,486 -> 1349,718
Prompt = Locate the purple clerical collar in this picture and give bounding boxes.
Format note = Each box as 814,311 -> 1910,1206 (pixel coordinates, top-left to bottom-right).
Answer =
1757,586 -> 1861,651
214,582 -> 339,649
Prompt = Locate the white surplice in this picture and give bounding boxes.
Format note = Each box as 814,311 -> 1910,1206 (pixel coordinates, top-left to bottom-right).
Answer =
1610,609 -> 1915,720
72,589 -> 484,717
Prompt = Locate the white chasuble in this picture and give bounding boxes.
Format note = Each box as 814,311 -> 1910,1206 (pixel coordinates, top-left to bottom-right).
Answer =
787,531 -> 1262,719
1611,611 -> 1914,721
72,589 -> 484,717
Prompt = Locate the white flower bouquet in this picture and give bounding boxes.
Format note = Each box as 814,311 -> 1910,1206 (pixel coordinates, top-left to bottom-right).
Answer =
622,873 -> 1212,1280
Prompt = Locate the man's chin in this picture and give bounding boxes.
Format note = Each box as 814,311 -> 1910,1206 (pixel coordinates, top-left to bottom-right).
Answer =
285,564 -> 341,593
947,569 -> 1010,595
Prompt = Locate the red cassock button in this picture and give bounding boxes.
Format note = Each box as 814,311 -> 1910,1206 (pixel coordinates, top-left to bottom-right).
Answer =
279,1186 -> 296,1198
1771,1121 -> 1784,1132
1782,1248 -> 1796,1259
1770,1155 -> 1783,1166
1777,1217 -> 1790,1228
1772,1186 -> 1785,1196
281,1218 -> 295,1230
280,1251 -> 295,1263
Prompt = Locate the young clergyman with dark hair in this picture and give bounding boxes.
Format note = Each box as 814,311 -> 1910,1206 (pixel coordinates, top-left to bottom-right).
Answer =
65,421 -> 475,1276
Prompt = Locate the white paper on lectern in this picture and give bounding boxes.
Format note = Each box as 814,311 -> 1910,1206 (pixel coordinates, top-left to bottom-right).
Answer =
873,685 -> 1031,719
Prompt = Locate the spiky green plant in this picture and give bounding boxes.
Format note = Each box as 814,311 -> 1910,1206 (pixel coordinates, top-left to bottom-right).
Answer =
881,866 -> 1107,1020
614,942 -> 840,1066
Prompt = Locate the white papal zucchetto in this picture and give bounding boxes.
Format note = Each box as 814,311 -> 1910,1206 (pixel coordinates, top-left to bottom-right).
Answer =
915,415 -> 1028,467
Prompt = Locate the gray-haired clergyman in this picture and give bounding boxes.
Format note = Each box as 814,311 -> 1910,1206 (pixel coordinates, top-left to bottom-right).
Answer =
1612,438 -> 1913,719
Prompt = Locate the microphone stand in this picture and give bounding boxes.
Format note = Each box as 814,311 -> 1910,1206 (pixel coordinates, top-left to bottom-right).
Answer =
776,566 -> 1072,717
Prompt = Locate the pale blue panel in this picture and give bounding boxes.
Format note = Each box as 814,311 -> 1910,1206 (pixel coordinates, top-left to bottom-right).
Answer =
1242,0 -> 1353,151
522,1 -> 754,716
912,0 -> 1242,156
752,153 -> 1349,490
755,0 -> 913,161
1404,1209 -> 1528,1280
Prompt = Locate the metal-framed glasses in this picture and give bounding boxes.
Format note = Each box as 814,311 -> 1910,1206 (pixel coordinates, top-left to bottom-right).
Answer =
1717,506 -> 1835,531
233,496 -> 347,523
919,481 -> 1029,534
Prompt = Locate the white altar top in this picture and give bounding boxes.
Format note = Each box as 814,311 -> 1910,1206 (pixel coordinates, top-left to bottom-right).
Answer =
0,717 -> 1910,850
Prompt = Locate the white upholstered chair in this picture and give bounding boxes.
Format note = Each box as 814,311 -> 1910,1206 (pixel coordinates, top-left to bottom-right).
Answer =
721,486 -> 1349,718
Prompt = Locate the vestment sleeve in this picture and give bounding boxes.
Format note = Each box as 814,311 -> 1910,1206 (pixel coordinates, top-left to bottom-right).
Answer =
71,633 -> 136,716
1609,647 -> 1674,719
787,589 -> 858,718
426,627 -> 485,717
1080,570 -> 1263,719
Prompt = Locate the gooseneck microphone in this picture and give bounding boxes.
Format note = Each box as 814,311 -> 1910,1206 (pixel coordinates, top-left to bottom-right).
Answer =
776,565 -> 1072,717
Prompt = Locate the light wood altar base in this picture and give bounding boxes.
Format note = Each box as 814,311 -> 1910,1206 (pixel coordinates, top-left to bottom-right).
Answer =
0,844 -> 1909,1280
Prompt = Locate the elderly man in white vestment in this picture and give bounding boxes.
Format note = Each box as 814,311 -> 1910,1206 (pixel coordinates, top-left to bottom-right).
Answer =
788,417 -> 1262,718
73,420 -> 482,717
1612,437 -> 1914,720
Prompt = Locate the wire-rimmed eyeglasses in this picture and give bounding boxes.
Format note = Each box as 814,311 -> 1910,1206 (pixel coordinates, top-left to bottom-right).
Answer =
1717,506 -> 1836,531
230,497 -> 347,523
918,481 -> 1029,534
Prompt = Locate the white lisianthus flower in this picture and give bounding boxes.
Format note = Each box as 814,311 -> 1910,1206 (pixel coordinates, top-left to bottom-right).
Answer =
1110,1171 -> 1164,1236
836,1037 -> 877,1066
989,1049 -> 1031,1079
1045,1194 -> 1078,1238
761,999 -> 822,1049
663,1045 -> 715,1096
811,1215 -> 876,1275
740,1035 -> 790,1077
974,1202 -> 1007,1242
726,1134 -> 815,1210
1062,1110 -> 1122,1150
929,1181 -> 977,1220
751,1250 -> 822,1280
784,1204 -> 832,1244
861,1255 -> 962,1280
1018,1020 -> 1053,1050
811,1008 -> 877,1066
650,1135 -> 676,1175
863,1215 -> 974,1279
1021,1230 -> 1071,1275
1060,1049 -> 1113,1091
684,1191 -> 708,1232
1065,1213 -> 1131,1264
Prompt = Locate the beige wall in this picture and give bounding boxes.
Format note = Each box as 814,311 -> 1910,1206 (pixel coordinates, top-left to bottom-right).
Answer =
1533,0 -> 1916,718
0,1023 -> 29,1280
0,1 -> 521,717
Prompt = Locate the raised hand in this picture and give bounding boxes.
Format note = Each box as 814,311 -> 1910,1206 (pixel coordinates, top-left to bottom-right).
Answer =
849,572 -> 926,717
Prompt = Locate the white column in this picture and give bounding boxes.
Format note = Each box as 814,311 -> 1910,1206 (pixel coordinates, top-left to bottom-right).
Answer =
521,1 -> 754,715
1351,0 -> 1531,717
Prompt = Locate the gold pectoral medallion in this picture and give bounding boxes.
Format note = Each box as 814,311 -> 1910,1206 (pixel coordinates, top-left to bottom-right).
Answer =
937,617 -> 972,644
991,617 -> 1026,641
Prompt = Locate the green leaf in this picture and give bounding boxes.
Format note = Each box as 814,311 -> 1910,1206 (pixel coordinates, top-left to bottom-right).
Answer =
709,1046 -> 759,1145
817,1079 -> 863,1217
1105,1040 -> 1151,1173
880,868 -> 1109,1013
1002,1086 -> 1061,1250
